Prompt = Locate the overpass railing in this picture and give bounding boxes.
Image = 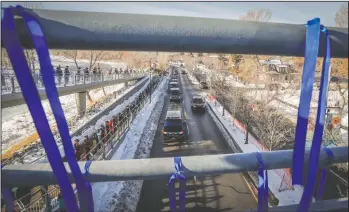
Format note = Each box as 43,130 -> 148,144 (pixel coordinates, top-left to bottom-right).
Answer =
1,71 -> 147,93
1,7 -> 348,212
3,146 -> 347,188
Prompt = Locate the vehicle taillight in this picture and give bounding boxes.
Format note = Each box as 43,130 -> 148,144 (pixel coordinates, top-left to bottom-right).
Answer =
179,131 -> 184,134
162,130 -> 167,134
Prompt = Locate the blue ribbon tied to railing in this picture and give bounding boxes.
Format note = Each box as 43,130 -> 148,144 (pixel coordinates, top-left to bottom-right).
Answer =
168,157 -> 186,212
2,7 -> 79,211
15,5 -> 94,211
292,18 -> 322,186
2,6 -> 94,211
256,152 -> 269,212
298,24 -> 331,212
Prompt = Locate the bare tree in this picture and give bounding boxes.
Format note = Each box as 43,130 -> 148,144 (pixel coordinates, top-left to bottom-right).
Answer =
240,8 -> 272,22
239,9 -> 272,79
335,4 -> 348,28
235,92 -> 255,144
61,50 -> 79,68
88,51 -> 106,70
253,103 -> 295,150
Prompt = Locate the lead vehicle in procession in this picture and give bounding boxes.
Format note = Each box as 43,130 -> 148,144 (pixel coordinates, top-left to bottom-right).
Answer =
162,110 -> 185,141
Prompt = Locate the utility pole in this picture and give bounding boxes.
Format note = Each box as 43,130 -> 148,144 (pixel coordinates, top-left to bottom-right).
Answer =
150,70 -> 152,104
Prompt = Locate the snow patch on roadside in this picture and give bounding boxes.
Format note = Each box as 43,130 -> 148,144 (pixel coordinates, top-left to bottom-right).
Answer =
92,77 -> 168,212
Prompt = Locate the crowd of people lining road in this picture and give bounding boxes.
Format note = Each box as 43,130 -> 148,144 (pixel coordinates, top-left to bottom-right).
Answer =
54,65 -> 142,86
69,77 -> 158,161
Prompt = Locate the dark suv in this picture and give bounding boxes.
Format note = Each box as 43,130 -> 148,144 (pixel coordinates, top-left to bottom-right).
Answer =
163,111 -> 185,141
191,96 -> 206,112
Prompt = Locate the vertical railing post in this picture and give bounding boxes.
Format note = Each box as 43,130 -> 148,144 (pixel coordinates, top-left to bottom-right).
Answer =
10,76 -> 15,93
222,96 -> 225,116
102,143 -> 106,159
44,186 -> 51,212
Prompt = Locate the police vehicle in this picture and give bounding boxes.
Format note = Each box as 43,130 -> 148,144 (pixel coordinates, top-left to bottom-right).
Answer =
162,110 -> 185,141
169,88 -> 181,102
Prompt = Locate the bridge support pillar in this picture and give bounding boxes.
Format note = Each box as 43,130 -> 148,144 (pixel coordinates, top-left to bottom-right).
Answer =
75,91 -> 87,115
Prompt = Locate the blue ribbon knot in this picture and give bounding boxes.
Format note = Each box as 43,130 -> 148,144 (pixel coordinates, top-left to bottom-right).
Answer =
1,164 -> 14,212
168,157 -> 186,212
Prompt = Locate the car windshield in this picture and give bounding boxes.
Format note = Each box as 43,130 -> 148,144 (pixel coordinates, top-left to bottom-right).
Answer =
169,84 -> 178,88
171,90 -> 180,95
201,82 -> 207,85
164,119 -> 183,132
193,98 -> 204,103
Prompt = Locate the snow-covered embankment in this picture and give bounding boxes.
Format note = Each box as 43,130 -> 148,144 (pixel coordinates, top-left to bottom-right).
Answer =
92,76 -> 168,211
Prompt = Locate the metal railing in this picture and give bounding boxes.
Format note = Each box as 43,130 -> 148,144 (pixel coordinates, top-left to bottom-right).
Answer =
1,71 -> 146,94
7,8 -> 348,58
3,77 -> 162,212
2,146 -> 347,188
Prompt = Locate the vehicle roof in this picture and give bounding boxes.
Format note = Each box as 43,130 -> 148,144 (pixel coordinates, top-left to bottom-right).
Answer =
169,82 -> 178,85
170,88 -> 180,91
192,95 -> 203,99
166,110 -> 181,119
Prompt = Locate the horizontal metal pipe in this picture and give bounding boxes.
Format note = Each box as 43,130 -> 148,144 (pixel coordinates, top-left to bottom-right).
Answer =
245,198 -> 348,212
1,76 -> 145,108
6,8 -> 348,58
2,146 -> 347,188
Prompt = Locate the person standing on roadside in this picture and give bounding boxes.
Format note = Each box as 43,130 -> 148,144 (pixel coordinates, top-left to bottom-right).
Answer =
74,139 -> 81,161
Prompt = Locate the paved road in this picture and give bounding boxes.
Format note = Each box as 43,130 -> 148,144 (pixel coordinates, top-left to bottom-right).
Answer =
137,71 -> 257,212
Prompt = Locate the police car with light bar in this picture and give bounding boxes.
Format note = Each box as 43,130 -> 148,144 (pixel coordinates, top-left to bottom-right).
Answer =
162,110 -> 185,141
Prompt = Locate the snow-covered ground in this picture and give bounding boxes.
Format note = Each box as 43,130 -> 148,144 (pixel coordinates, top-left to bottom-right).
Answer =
187,71 -> 304,206
1,83 -> 126,153
92,76 -> 168,211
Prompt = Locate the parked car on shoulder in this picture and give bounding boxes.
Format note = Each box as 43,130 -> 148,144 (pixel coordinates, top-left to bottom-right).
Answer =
199,81 -> 209,89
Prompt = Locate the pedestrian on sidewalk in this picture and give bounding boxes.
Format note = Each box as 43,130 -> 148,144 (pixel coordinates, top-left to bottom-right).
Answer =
74,139 -> 81,161
83,136 -> 91,160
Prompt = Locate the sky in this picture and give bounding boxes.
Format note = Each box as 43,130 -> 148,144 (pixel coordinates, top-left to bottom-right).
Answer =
1,1 -> 346,27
